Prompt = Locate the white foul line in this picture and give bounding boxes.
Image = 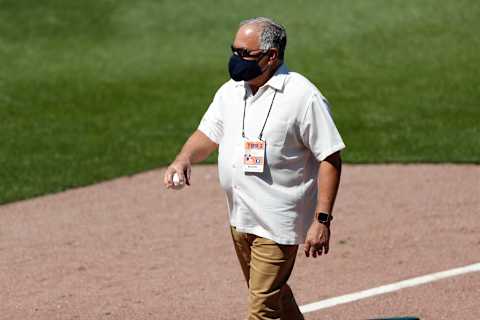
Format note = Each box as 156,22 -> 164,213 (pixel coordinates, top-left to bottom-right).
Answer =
300,262 -> 480,314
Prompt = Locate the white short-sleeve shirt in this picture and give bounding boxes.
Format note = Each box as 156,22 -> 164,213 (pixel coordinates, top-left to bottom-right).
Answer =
198,64 -> 345,244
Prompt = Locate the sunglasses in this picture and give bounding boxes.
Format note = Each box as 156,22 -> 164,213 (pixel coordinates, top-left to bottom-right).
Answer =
230,45 -> 268,59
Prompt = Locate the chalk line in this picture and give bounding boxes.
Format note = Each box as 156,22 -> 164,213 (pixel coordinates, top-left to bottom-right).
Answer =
300,262 -> 480,314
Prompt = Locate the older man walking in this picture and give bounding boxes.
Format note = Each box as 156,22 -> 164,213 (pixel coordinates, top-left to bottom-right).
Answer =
164,17 -> 345,320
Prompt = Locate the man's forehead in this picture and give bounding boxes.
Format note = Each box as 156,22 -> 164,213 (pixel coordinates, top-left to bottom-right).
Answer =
234,24 -> 261,48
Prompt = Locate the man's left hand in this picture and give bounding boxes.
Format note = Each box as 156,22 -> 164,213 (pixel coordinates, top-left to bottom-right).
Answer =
304,222 -> 330,258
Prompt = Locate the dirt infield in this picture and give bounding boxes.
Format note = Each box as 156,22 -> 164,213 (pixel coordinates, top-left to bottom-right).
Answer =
1,165 -> 479,320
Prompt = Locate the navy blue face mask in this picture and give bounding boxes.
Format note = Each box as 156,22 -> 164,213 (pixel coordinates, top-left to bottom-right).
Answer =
228,53 -> 267,81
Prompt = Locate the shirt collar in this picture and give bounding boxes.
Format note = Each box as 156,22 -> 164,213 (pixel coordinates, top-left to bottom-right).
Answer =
233,63 -> 289,91
265,63 -> 289,91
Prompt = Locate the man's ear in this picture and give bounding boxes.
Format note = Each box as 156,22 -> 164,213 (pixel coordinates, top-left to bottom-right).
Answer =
268,49 -> 278,62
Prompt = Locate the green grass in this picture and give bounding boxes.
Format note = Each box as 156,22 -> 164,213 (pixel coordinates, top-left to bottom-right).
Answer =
1,0 -> 479,203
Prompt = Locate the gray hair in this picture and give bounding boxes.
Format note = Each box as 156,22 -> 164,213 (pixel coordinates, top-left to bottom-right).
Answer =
240,17 -> 287,60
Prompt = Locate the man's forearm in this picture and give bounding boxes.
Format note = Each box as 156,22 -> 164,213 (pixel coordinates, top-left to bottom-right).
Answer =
315,151 -> 342,214
176,130 -> 218,164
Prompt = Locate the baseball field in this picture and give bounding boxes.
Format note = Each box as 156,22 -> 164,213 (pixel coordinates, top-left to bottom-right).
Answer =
1,0 -> 479,204
0,0 -> 479,319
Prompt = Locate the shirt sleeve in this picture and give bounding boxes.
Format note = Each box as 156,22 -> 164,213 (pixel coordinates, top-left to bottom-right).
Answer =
197,90 -> 224,144
299,93 -> 346,161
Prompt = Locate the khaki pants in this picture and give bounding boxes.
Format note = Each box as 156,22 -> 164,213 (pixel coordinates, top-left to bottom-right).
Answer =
230,226 -> 305,320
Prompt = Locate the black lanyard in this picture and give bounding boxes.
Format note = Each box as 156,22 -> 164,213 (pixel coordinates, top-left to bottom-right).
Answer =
241,88 -> 278,140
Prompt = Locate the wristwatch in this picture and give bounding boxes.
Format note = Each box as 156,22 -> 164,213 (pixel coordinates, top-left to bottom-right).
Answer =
315,212 -> 333,225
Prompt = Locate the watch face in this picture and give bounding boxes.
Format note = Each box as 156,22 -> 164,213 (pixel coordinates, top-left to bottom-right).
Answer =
317,213 -> 330,223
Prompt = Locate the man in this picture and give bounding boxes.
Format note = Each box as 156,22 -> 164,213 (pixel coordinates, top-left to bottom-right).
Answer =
164,17 -> 345,320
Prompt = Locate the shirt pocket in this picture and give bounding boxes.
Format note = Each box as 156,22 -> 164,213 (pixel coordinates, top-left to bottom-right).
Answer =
264,119 -> 289,147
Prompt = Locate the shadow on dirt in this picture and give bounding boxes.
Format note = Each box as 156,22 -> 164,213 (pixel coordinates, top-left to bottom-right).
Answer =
367,317 -> 420,320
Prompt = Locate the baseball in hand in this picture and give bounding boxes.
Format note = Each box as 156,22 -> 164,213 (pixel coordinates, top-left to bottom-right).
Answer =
172,172 -> 185,190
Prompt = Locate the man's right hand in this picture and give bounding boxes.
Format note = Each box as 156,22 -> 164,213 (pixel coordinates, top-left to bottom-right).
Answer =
163,157 -> 191,189
162,130 -> 218,190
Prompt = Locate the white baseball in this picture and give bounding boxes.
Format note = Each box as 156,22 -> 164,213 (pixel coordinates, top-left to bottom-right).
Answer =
172,172 -> 185,190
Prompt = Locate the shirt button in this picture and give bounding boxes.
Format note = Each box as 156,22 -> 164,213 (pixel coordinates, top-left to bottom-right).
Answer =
232,164 -> 236,168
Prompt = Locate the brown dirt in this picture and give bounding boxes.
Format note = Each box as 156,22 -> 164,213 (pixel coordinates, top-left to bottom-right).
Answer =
0,164 -> 479,320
